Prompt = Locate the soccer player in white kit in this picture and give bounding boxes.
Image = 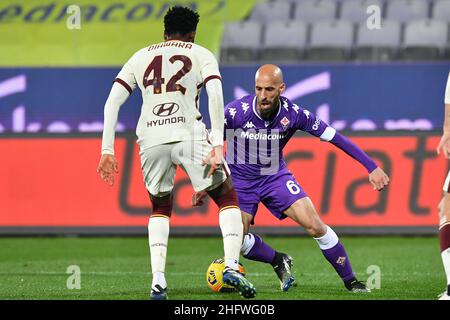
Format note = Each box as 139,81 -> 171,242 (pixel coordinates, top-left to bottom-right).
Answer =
96,6 -> 256,299
436,71 -> 450,300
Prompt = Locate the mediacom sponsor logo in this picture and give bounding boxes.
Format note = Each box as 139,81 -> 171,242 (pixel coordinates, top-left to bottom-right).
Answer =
0,1 -> 233,24
239,130 -> 287,140
0,133 -> 445,227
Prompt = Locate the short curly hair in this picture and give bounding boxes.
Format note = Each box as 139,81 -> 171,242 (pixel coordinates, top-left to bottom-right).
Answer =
164,6 -> 200,36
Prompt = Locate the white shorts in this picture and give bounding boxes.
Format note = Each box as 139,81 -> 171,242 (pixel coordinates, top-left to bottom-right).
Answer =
444,171 -> 450,193
140,140 -> 228,196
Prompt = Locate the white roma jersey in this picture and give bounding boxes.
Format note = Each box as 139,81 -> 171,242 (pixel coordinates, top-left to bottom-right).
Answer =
115,40 -> 222,150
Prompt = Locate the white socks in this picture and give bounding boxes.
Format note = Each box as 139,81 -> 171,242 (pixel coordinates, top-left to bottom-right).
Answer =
439,222 -> 450,287
442,248 -> 450,286
152,271 -> 167,289
148,216 -> 170,289
219,207 -> 243,270
314,226 -> 339,250
241,233 -> 256,255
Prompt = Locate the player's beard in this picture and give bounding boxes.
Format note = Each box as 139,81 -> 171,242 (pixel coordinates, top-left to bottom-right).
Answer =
258,95 -> 280,120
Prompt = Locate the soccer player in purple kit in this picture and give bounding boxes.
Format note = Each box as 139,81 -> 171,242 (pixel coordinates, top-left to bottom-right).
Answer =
194,64 -> 390,293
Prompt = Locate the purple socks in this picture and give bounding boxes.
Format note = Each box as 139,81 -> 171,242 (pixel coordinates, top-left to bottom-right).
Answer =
241,228 -> 356,283
320,240 -> 355,281
315,226 -> 355,282
241,233 -> 275,263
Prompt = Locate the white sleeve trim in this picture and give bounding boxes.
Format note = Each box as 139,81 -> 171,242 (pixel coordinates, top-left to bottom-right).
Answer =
320,126 -> 336,141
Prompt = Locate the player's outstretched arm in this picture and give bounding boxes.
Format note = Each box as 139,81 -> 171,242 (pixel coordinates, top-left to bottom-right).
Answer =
329,132 -> 390,191
203,75 -> 225,178
437,103 -> 450,158
296,107 -> 389,189
97,154 -> 119,186
98,82 -> 131,186
192,190 -> 207,206
369,167 -> 390,191
437,130 -> 450,159
438,73 -> 450,158
205,77 -> 225,149
202,145 -> 224,178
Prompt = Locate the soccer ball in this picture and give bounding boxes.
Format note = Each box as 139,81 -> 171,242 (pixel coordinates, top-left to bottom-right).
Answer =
206,257 -> 246,293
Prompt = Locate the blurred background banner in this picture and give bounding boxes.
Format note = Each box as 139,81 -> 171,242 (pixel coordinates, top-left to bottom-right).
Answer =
0,0 -> 261,66
0,132 -> 446,234
0,63 -> 448,134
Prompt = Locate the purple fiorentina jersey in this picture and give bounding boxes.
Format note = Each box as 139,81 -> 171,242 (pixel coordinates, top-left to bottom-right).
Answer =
224,95 -> 335,179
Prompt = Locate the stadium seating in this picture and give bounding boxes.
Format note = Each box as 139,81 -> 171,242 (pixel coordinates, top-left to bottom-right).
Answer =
401,19 -> 449,60
340,0 -> 384,23
354,20 -> 401,61
220,22 -> 262,63
249,1 -> 292,21
219,0 -> 450,63
294,0 -> 337,23
307,20 -> 354,61
260,21 -> 308,63
433,0 -> 450,21
385,0 -> 429,23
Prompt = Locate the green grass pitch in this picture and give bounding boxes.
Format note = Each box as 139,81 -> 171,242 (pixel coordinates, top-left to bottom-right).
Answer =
0,236 -> 445,300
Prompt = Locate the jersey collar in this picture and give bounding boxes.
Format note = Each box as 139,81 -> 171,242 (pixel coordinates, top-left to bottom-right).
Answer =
252,96 -> 282,127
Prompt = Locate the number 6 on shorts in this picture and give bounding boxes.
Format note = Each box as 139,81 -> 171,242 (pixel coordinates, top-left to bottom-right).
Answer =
286,180 -> 301,195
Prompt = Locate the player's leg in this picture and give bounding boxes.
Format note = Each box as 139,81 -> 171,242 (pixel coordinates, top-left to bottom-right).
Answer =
240,212 -> 295,291
204,177 -> 257,298
233,179 -> 294,290
174,140 -> 256,298
241,211 -> 275,264
141,143 -> 177,300
261,170 -> 367,292
234,180 -> 285,266
204,176 -> 243,271
148,192 -> 172,300
236,173 -> 295,291
233,186 -> 279,265
438,173 -> 450,300
283,197 -> 369,293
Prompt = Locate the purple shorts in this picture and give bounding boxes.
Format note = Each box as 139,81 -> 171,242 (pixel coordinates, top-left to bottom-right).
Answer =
232,168 -> 308,221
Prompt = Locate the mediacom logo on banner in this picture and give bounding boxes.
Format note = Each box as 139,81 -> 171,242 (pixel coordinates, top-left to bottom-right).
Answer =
0,2 -> 197,23
0,134 -> 445,227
